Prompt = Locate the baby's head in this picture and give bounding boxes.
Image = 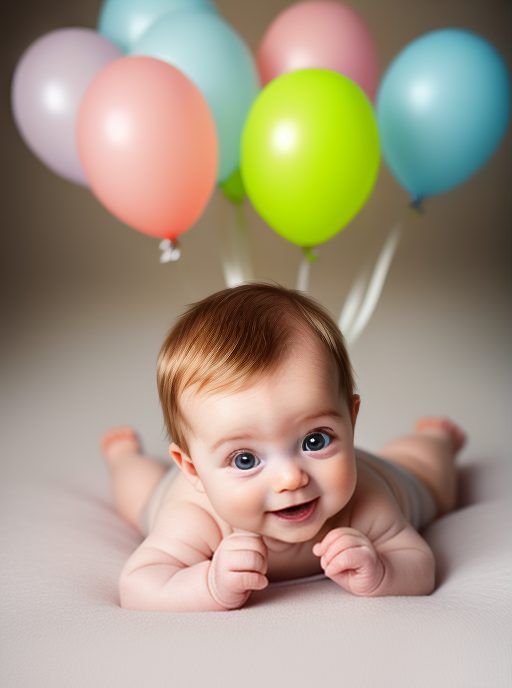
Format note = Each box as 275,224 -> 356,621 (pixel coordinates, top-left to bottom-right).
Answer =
157,282 -> 360,544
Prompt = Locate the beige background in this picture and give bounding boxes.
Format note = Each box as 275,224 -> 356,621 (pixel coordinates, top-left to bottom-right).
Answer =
1,2 -> 511,686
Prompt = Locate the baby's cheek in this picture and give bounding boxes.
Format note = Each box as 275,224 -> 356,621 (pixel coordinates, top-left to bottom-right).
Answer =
325,454 -> 357,499
212,481 -> 258,520
229,484 -> 261,514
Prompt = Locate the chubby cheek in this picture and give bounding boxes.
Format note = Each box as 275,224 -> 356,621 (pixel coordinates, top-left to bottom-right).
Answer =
323,451 -> 357,507
210,478 -> 262,525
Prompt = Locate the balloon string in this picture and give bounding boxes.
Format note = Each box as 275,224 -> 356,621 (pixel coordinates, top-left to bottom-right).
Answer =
337,267 -> 370,333
344,222 -> 402,345
219,196 -> 242,288
339,202 -> 419,345
219,193 -> 254,288
295,246 -> 319,292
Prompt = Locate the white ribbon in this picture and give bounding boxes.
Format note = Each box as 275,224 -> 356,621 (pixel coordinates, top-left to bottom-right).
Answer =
340,221 -> 403,346
295,248 -> 319,292
219,196 -> 255,288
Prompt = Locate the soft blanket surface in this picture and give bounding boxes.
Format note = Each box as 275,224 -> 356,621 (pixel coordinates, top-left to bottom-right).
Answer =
2,452 -> 511,687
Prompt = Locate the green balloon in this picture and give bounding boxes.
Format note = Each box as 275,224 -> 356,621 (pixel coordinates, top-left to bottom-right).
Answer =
241,69 -> 380,247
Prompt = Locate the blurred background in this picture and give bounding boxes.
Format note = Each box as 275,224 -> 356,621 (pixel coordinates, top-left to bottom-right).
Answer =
2,0 -> 511,500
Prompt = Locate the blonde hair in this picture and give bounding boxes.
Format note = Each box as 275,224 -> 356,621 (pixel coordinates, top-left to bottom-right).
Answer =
157,281 -> 357,455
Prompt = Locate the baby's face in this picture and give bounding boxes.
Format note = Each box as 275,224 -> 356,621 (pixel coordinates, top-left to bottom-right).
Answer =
172,333 -> 359,545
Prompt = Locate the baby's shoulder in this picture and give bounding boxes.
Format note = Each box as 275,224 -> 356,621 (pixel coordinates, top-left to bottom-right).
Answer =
147,470 -> 234,556
348,448 -> 409,545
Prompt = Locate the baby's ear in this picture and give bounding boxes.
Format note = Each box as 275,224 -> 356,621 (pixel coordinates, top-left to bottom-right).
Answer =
351,394 -> 361,430
168,442 -> 205,493
169,441 -> 183,467
169,441 -> 194,472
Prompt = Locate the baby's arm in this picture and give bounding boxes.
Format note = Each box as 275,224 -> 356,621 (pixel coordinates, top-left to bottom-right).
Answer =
369,523 -> 435,596
119,501 -> 269,612
314,491 -> 436,596
118,502 -> 227,612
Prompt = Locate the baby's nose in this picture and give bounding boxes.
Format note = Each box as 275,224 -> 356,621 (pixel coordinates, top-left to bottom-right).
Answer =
272,460 -> 309,492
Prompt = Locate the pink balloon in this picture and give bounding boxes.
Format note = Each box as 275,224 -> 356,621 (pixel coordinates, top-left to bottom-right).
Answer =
77,56 -> 218,240
257,1 -> 379,101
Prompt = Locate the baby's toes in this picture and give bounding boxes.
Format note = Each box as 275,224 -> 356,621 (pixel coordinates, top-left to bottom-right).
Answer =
416,416 -> 467,454
444,420 -> 467,453
100,426 -> 142,464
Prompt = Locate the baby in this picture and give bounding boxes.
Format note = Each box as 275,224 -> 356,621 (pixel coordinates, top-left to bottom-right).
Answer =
101,282 -> 466,612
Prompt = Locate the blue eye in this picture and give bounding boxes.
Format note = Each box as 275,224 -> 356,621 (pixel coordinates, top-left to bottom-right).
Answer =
232,452 -> 259,471
302,431 -> 332,452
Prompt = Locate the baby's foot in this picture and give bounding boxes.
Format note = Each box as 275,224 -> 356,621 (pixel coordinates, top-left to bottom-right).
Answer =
415,416 -> 467,455
100,426 -> 143,466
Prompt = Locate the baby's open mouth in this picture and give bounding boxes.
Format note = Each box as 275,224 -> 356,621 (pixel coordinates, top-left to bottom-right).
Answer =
270,497 -> 319,521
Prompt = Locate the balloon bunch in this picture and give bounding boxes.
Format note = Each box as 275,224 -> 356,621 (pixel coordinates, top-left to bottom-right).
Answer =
11,1 -> 510,279
11,0 -> 258,261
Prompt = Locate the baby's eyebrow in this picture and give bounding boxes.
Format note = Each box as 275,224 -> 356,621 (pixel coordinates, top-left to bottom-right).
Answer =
210,409 -> 343,453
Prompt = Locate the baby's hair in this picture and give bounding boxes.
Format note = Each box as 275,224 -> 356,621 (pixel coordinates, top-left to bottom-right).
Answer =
156,281 -> 357,456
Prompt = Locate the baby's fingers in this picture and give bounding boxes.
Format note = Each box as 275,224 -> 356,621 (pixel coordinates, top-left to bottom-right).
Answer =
227,570 -> 269,593
313,527 -> 350,556
322,534 -> 373,569
224,534 -> 268,560
324,546 -> 385,595
228,549 -> 268,575
324,544 -> 370,574
313,528 -> 372,557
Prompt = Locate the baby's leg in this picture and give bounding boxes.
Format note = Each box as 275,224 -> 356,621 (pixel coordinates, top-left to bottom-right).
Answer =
101,427 -> 168,530
378,417 -> 467,517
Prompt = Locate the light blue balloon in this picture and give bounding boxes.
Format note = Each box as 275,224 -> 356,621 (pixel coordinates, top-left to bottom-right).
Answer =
98,0 -> 217,53
131,10 -> 260,182
377,29 -> 510,202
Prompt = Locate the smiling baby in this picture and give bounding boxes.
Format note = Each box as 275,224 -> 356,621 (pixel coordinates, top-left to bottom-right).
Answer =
101,282 -> 466,612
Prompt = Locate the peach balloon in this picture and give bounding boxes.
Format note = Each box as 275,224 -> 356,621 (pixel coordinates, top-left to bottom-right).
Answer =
77,56 -> 218,239
257,1 -> 379,101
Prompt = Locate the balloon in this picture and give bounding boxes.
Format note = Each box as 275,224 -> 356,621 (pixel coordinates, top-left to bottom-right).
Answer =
219,168 -> 246,205
131,10 -> 260,182
241,68 -> 380,248
376,29 -> 511,202
257,1 -> 379,101
77,56 -> 217,240
11,28 -> 121,185
98,0 -> 217,52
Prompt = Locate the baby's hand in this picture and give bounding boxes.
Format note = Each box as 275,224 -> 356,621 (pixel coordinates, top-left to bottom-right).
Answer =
313,527 -> 385,596
207,530 -> 269,610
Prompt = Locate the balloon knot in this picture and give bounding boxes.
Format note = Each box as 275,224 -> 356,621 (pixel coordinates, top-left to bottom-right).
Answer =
409,196 -> 425,214
302,246 -> 319,263
159,238 -> 181,263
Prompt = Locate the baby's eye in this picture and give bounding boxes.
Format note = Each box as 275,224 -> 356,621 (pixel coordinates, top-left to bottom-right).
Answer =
302,430 -> 333,453
231,451 -> 260,471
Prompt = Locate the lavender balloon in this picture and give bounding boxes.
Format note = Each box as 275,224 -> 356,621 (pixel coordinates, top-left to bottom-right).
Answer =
11,28 -> 122,185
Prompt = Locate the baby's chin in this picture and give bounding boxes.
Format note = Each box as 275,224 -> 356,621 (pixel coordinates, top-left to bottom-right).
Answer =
262,534 -> 305,552
261,527 -> 322,551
